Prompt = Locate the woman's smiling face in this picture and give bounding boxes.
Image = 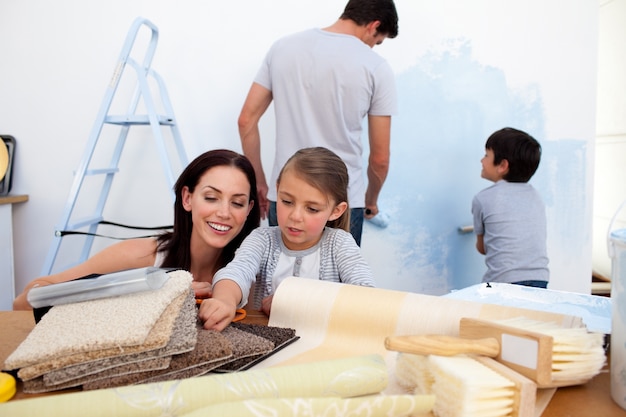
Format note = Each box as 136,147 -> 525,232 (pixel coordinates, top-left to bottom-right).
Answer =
182,165 -> 253,250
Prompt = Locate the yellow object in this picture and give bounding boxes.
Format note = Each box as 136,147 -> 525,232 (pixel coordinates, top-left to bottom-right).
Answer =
184,394 -> 436,417
0,372 -> 16,402
0,139 -> 8,182
0,354 -> 387,417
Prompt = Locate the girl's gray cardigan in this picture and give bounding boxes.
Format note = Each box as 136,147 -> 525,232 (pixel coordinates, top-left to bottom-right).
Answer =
213,226 -> 375,309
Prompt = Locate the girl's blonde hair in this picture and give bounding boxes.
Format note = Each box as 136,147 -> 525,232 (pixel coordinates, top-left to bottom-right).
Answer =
277,147 -> 350,231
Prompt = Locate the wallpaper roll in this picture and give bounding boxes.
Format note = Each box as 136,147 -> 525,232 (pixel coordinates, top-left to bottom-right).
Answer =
263,276 -> 581,416
183,394 -> 436,417
0,354 -> 388,417
264,277 -> 581,372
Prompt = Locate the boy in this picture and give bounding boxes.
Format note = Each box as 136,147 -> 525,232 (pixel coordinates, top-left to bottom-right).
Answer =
471,127 -> 549,288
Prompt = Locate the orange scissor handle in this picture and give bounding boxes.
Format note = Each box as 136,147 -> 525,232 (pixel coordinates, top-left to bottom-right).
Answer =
233,308 -> 247,322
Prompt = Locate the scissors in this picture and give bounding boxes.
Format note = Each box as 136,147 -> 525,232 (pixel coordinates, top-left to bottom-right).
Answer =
195,298 -> 247,322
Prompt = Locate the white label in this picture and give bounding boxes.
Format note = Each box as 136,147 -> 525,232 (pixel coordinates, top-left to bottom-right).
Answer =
500,334 -> 538,370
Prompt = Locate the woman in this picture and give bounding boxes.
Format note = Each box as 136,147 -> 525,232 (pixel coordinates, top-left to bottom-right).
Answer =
14,149 -> 260,313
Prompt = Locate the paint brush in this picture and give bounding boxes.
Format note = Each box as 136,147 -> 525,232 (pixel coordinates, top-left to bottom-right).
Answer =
386,316 -> 606,388
393,353 -> 536,417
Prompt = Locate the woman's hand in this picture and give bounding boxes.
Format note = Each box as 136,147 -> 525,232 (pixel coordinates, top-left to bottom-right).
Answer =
13,278 -> 56,310
198,298 -> 237,331
191,281 -> 213,299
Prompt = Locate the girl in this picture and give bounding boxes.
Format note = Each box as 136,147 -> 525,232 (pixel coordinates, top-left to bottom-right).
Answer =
14,149 -> 260,310
200,147 -> 374,331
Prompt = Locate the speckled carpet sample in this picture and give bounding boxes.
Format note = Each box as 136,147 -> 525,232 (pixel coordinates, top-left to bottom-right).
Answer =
82,324 -> 234,390
211,325 -> 275,372
22,356 -> 172,394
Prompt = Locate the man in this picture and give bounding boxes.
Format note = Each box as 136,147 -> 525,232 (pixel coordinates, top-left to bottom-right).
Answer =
238,0 -> 399,246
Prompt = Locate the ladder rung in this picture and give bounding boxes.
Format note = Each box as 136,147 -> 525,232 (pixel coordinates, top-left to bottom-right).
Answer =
67,216 -> 104,230
105,115 -> 175,125
85,168 -> 119,176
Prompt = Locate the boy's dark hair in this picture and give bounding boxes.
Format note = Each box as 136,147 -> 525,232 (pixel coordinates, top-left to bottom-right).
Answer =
485,127 -> 542,183
340,0 -> 399,38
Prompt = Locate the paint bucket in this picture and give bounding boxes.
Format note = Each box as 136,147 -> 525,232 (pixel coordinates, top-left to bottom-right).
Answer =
608,200 -> 626,410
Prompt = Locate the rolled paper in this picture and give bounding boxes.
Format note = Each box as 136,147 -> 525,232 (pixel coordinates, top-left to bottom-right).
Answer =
609,228 -> 626,410
0,354 -> 387,417
183,394 -> 436,417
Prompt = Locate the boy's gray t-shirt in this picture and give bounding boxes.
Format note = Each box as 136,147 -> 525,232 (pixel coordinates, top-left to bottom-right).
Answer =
472,180 -> 549,283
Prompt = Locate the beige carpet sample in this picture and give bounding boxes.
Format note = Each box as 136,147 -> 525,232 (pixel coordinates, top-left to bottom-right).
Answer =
41,289 -> 198,388
17,285 -> 191,381
5,270 -> 192,370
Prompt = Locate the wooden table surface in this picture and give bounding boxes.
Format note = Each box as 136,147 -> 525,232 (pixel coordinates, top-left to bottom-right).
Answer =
1,309 -> 625,415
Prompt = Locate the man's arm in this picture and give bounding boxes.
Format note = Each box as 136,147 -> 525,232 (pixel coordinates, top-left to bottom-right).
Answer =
476,234 -> 486,254
364,115 -> 391,218
238,82 -> 273,219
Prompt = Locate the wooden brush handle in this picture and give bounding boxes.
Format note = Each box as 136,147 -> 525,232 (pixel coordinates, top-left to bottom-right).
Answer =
384,334 -> 500,357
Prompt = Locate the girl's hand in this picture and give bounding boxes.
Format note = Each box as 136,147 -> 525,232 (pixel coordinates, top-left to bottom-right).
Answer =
198,298 -> 236,331
191,281 -> 213,299
260,294 -> 273,316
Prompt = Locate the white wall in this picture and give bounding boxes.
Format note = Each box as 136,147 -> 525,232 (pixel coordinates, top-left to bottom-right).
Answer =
0,0 -> 598,299
593,0 -> 626,280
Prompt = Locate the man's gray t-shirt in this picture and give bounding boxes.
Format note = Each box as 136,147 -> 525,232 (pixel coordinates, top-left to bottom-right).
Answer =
254,28 -> 397,207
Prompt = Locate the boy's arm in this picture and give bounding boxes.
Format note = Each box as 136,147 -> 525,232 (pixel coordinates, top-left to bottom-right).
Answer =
475,234 -> 486,255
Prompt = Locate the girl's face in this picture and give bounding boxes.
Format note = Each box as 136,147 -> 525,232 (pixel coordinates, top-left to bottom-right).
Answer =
182,165 -> 253,251
276,169 -> 347,251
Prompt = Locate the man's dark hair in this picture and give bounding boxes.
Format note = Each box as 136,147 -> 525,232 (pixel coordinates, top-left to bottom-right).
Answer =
340,0 -> 399,38
486,127 -> 542,183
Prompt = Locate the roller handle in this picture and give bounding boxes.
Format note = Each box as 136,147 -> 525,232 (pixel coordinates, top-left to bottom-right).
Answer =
384,334 -> 500,357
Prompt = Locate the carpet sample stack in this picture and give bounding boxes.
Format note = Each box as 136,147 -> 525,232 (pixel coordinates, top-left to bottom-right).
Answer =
2,270 -> 298,393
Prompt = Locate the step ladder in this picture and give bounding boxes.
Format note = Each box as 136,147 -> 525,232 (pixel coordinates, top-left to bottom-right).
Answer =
41,17 -> 188,276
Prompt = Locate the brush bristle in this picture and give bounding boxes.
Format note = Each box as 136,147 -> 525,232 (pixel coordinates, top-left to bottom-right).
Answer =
395,354 -> 518,417
395,352 -> 433,394
495,318 -> 606,381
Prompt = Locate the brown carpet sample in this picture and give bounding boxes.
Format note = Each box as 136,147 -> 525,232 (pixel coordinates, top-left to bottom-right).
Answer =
22,357 -> 172,394
211,325 -> 275,372
82,324 -> 233,390
231,322 -> 298,352
6,272 -> 192,370
216,322 -> 299,371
